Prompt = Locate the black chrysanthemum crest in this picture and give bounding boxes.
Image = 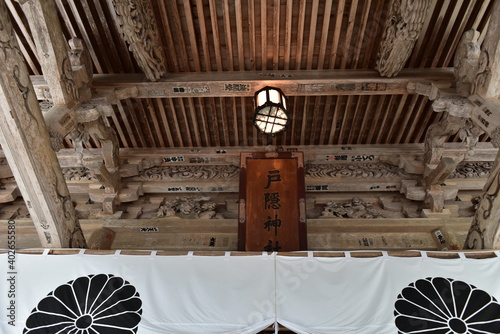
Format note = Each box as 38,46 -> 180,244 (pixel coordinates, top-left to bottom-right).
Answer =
23,274 -> 142,334
394,277 -> 500,334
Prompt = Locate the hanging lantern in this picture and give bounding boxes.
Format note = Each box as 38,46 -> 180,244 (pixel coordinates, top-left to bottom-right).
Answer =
253,86 -> 289,135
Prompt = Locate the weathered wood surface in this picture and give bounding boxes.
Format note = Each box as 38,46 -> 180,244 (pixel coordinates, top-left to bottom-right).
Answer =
30,68 -> 455,99
0,0 -> 86,248
0,217 -> 472,251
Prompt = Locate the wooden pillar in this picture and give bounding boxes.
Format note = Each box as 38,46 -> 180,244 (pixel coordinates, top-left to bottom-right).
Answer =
0,1 -> 86,248
465,0 -> 500,249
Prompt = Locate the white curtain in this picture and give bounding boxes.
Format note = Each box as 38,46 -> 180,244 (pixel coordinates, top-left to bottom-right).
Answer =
2,251 -> 500,334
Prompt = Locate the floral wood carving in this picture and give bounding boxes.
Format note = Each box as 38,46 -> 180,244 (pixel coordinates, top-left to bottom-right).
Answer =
321,198 -> 382,219
375,0 -> 431,77
157,196 -> 217,219
112,0 -> 166,81
130,165 -> 240,181
305,163 -> 417,179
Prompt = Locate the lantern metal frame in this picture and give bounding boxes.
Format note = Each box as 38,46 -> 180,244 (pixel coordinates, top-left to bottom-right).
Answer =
253,86 -> 289,135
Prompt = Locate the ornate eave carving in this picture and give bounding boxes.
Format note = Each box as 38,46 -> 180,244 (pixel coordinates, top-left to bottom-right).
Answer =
375,0 -> 432,77
112,0 -> 166,81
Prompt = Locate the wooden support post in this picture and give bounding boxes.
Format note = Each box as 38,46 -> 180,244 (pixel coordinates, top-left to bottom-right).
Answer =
464,0 -> 500,249
0,1 -> 86,248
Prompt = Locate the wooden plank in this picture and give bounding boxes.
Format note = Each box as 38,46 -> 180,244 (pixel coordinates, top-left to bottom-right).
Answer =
283,0 -> 293,70
317,0 -> 333,69
328,0 -> 345,69
340,0 -> 358,69
196,0 -> 212,71
208,0 -> 223,71
235,0 -> 245,71
295,0 -> 307,69
305,0 -> 319,70
223,0 -> 234,70
272,0 -> 280,70
30,68 -> 456,99
182,0 -> 201,72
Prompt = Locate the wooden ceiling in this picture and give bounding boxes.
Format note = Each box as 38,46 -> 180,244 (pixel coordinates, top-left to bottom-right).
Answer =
5,0 -> 495,149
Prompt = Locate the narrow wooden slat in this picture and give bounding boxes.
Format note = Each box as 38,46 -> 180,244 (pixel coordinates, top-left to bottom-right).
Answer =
338,95 -> 353,143
89,0 -> 127,72
182,0 -> 202,72
70,0 -> 103,72
319,95 -> 333,144
289,96 -> 299,145
136,99 -> 157,147
198,97 -> 212,146
210,97 -> 221,146
306,0 -> 319,69
374,95 -> 396,144
5,0 -> 39,53
471,0 -> 492,31
300,96 -> 309,145
328,0 -> 345,69
146,98 -> 165,147
116,100 -> 138,147
80,0 -> 115,72
272,0 -> 280,70
385,95 -> 409,144
365,96 -> 386,144
317,0 -> 333,69
209,0 -> 223,71
187,97 -> 202,147
328,96 -> 341,145
260,0 -> 268,69
441,1 -> 475,66
411,99 -> 435,143
309,96 -> 321,144
431,2 -> 463,68
361,0 -> 386,69
408,0 -> 438,68
283,0 -> 293,70
14,34 -> 40,75
419,1 -> 450,68
240,97 -> 248,146
167,99 -> 184,147
347,95 -> 365,144
223,0 -> 234,70
248,0 -> 256,70
394,94 -> 419,143
232,97 -> 239,146
357,95 -> 375,143
125,99 -> 148,147
352,0 -> 371,69
404,96 -> 431,143
108,105 -> 128,148
295,0 -> 307,69
157,1 -> 181,72
340,0 -> 359,69
178,98 -> 194,147
96,0 -> 136,72
196,0 -> 212,71
161,1 -> 187,72
220,98 -> 230,146
402,96 -> 427,143
155,99 -> 174,147
235,0 -> 245,71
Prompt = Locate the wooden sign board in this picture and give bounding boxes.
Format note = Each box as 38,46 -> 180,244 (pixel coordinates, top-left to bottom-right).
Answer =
238,152 -> 307,251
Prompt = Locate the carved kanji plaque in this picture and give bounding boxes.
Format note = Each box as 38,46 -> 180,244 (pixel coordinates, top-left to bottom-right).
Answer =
238,152 -> 307,251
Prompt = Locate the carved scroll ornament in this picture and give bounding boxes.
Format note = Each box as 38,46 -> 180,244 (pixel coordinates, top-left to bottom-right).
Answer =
112,0 -> 166,81
375,0 -> 432,77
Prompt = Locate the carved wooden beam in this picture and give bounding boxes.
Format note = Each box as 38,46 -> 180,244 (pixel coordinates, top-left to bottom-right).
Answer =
465,150 -> 500,249
111,0 -> 166,81
30,68 -> 456,99
0,0 -> 86,248
465,0 -> 500,249
375,0 -> 432,77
